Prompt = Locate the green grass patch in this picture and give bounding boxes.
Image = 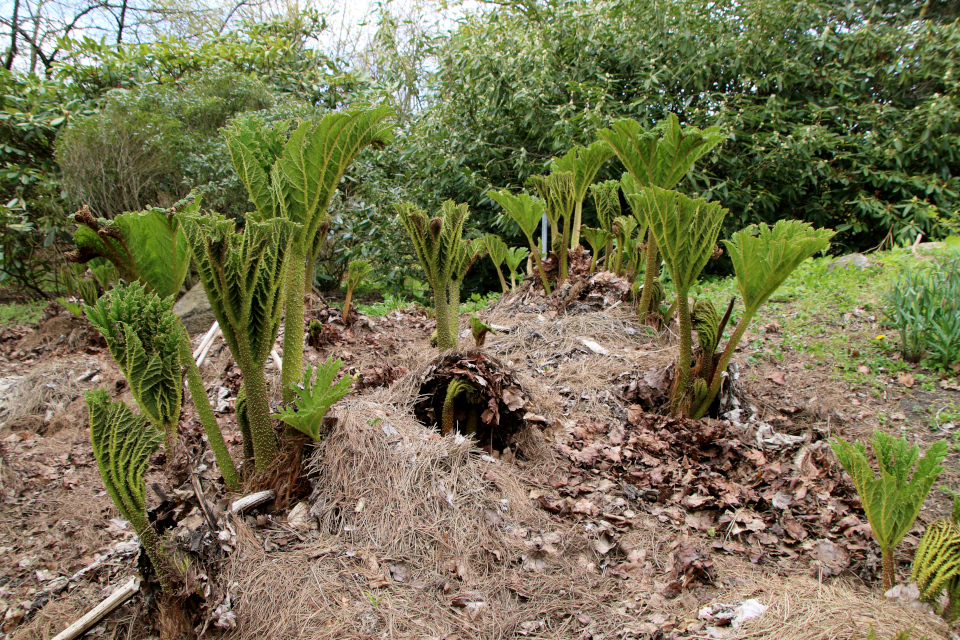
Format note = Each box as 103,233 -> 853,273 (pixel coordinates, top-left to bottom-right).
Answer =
0,300 -> 46,326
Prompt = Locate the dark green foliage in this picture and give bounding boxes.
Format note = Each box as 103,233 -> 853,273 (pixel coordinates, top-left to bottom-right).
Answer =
56,70 -> 273,221
409,0 -> 960,250
885,257 -> 960,369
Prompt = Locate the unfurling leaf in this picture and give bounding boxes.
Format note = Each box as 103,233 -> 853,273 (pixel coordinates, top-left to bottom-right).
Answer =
831,431 -> 948,592
87,389 -> 174,591
272,358 -> 355,442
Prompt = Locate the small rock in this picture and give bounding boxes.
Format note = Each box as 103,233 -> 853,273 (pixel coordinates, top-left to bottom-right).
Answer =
827,253 -> 870,272
173,282 -> 216,333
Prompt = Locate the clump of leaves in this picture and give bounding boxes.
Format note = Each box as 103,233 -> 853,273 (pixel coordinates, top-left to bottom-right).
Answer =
85,282 -> 184,455
528,171 -> 576,282
885,256 -> 960,370
86,282 -> 240,488
689,220 -> 833,418
831,431 -> 948,592
626,185 -> 726,414
58,260 -> 117,316
86,389 -> 176,592
470,315 -> 496,347
224,107 -> 394,401
611,213 -> 642,278
911,496 -> 960,622
503,246 -> 530,290
272,358 -> 354,442
590,179 -> 621,267
488,190 -> 551,294
179,210 -> 297,473
580,227 -> 614,274
67,199 -> 193,299
343,259 -> 372,325
549,142 -> 614,248
479,234 -> 510,293
599,114 -> 724,321
396,200 -> 476,350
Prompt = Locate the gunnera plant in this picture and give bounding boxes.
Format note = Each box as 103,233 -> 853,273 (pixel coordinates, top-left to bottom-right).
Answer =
625,185 -> 726,414
598,114 -> 724,322
479,234 -> 510,293
272,358 -> 354,442
179,210 -> 297,473
581,227 -> 615,273
342,258 -> 372,325
912,498 -> 960,621
86,389 -> 176,592
549,141 -> 614,249
86,282 -> 241,489
224,107 -> 394,402
689,220 -> 833,418
528,171 -> 576,282
488,191 -> 552,294
590,180 -> 621,268
832,431 -> 948,593
396,200 -> 476,350
504,246 -> 530,290
67,199 -> 194,300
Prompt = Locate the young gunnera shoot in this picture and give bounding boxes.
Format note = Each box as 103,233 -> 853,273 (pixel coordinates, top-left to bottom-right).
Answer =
272,358 -> 355,442
343,258 -> 372,325
831,431 -> 948,593
178,211 -> 297,473
87,389 -> 176,592
396,200 -> 476,350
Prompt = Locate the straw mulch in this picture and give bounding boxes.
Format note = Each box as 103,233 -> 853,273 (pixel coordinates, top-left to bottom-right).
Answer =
222,400 -> 650,639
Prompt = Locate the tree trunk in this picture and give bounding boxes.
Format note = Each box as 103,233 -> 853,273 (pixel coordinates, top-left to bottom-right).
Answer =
4,0 -> 20,70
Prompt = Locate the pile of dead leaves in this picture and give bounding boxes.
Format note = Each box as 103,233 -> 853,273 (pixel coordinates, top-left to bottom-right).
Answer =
547,414 -> 873,577
355,363 -> 409,390
495,268 -> 632,316
413,351 -> 534,453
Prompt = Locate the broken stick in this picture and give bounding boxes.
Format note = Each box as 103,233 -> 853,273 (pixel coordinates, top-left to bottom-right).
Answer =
51,576 -> 140,640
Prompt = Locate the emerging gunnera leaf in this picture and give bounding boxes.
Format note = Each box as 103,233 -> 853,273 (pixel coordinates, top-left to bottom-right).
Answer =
178,210 -> 298,472
831,431 -> 948,592
272,358 -> 355,441
86,281 -> 183,454
69,199 -> 194,299
87,389 -> 174,592
911,518 -> 960,608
